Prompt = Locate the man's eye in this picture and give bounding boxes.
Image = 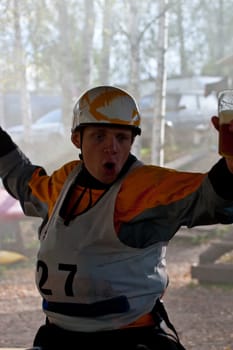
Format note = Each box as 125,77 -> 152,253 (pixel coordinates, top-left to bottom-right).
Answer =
117,134 -> 129,141
95,134 -> 104,141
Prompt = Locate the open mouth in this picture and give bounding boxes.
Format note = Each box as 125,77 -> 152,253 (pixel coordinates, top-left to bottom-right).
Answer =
104,162 -> 115,170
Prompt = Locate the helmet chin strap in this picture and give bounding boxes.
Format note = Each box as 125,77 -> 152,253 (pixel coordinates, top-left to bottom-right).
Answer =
78,128 -> 84,160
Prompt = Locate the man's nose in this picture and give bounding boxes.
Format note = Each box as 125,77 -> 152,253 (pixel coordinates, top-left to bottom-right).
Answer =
103,136 -> 117,152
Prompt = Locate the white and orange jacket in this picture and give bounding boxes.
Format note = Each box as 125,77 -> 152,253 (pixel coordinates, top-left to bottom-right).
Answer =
1,145 -> 233,332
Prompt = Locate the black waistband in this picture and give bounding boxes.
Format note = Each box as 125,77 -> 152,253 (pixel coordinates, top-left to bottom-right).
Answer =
43,295 -> 130,317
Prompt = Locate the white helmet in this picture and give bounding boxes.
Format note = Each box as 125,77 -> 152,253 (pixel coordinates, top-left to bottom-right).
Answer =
72,85 -> 141,135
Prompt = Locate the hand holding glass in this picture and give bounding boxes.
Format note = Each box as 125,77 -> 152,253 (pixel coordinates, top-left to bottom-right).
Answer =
218,90 -> 233,157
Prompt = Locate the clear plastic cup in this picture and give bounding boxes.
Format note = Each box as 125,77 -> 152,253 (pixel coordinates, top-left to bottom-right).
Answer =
218,89 -> 233,157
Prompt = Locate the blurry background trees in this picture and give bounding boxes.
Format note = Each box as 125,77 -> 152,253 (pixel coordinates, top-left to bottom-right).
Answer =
0,0 -> 232,166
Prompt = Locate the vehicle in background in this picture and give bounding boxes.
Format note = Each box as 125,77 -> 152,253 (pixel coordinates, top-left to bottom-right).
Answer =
140,91 -> 217,127
2,92 -> 62,127
7,109 -> 64,144
139,91 -> 217,148
165,92 -> 217,127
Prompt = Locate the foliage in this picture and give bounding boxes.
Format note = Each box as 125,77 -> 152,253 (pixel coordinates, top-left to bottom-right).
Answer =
1,0 -> 233,162
1,0 -> 233,93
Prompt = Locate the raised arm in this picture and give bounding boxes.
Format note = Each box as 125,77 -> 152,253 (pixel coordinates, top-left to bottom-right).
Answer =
0,127 -> 47,218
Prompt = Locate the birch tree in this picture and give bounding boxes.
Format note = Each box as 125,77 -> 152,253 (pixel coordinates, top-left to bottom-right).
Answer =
79,0 -> 95,92
13,0 -> 33,144
127,0 -> 142,157
56,0 -> 75,121
113,0 -> 158,158
176,0 -> 189,76
151,0 -> 168,165
98,0 -> 113,84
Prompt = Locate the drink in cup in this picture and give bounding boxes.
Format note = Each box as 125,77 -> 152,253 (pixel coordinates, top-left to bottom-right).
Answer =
218,90 -> 233,157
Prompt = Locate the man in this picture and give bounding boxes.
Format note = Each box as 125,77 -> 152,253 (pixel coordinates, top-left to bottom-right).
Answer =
1,85 -> 233,350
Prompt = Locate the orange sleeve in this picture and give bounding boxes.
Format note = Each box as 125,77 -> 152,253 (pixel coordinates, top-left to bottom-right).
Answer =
114,165 -> 206,230
28,161 -> 79,216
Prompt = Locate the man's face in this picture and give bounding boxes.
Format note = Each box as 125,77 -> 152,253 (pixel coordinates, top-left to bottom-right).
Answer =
72,126 -> 134,184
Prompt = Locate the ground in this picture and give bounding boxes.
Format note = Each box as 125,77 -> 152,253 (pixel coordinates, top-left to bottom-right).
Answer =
166,236 -> 233,350
0,232 -> 233,350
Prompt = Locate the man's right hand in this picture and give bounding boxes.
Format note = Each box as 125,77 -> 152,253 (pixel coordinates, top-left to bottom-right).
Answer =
0,127 -> 17,156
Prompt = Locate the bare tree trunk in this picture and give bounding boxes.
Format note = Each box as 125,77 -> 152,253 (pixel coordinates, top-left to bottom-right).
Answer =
80,0 -> 95,92
216,0 -> 225,60
177,0 -> 189,76
57,0 -> 74,123
99,0 -> 113,84
151,0 -> 168,166
13,0 -> 32,144
128,0 -> 141,158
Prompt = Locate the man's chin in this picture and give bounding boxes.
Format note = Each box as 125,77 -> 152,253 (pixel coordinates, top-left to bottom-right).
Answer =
100,171 -> 118,184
